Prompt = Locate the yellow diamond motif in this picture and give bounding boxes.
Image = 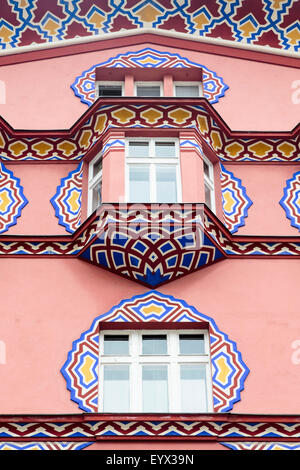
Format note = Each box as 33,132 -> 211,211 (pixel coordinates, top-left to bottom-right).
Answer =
197,115 -> 209,133
89,10 -> 105,29
94,114 -> 107,134
79,129 -> 93,149
43,18 -> 60,36
277,142 -> 296,157
194,12 -> 210,30
0,190 -> 11,212
239,19 -> 257,38
141,108 -> 163,124
112,108 -> 135,124
211,131 -> 222,150
215,355 -> 231,386
140,304 -> 165,316
248,141 -> 273,157
136,4 -> 161,22
223,189 -> 236,213
57,141 -> 77,156
32,141 -> 53,156
168,108 -> 191,124
79,355 -> 95,385
8,141 -> 28,156
225,142 -> 244,157
67,190 -> 80,213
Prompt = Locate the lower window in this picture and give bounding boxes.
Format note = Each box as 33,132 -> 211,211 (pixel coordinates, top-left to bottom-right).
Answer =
98,329 -> 213,413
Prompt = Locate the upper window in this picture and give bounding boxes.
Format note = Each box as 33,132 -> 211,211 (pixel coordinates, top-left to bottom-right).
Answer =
174,82 -> 203,97
88,153 -> 103,215
98,329 -> 213,413
135,82 -> 163,97
203,157 -> 215,212
96,81 -> 123,98
125,138 -> 181,203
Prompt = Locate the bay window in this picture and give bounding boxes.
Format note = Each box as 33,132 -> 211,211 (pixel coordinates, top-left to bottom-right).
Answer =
98,329 -> 213,413
125,138 -> 181,203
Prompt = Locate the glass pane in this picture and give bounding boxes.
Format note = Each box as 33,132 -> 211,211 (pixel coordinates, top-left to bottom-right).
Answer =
142,335 -> 167,355
155,142 -> 175,158
104,335 -> 129,355
98,85 -> 122,97
179,334 -> 205,354
175,85 -> 199,97
156,166 -> 177,203
203,160 -> 210,178
93,157 -> 103,178
205,184 -> 212,209
129,165 -> 150,202
142,365 -> 168,412
92,181 -> 102,212
103,365 -> 129,412
136,86 -> 161,97
180,364 -> 207,412
128,141 -> 149,158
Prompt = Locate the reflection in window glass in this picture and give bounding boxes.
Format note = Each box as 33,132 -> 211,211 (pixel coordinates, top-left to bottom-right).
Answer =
103,365 -> 130,412
129,166 -> 150,202
92,182 -> 102,212
128,142 -> 149,158
142,335 -> 167,355
179,334 -> 205,355
175,85 -> 199,97
142,365 -> 168,412
180,364 -> 207,412
136,86 -> 161,97
155,142 -> 175,158
205,184 -> 212,209
156,166 -> 177,203
98,85 -> 122,97
104,335 -> 129,355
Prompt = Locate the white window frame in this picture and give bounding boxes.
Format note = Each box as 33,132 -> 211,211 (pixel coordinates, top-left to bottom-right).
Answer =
174,81 -> 203,98
95,81 -> 124,99
88,152 -> 103,215
203,156 -> 215,213
98,329 -> 213,413
134,81 -> 163,97
125,137 -> 182,203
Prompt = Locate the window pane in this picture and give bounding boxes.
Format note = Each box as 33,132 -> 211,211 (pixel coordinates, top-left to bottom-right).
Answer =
142,365 -> 168,412
179,334 -> 205,354
98,85 -> 122,97
156,166 -> 177,203
136,86 -> 161,97
205,184 -> 212,209
103,365 -> 130,412
129,166 -> 150,202
104,335 -> 129,355
175,85 -> 199,97
93,157 -> 103,178
155,142 -> 176,158
142,335 -> 167,355
128,141 -> 149,158
203,160 -> 210,178
92,182 -> 102,212
180,364 -> 207,412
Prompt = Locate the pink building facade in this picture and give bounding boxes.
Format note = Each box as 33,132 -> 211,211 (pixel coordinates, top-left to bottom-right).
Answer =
0,0 -> 299,451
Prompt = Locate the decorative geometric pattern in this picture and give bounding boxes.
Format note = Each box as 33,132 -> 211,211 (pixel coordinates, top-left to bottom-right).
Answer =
61,291 -> 249,413
220,164 -> 253,233
79,204 -> 225,286
50,162 -> 83,234
0,102 -> 298,162
0,1 -> 299,52
1,416 -> 300,440
1,203 -> 300,267
71,48 -> 229,105
0,442 -> 91,451
0,161 -> 28,234
279,170 -> 300,232
222,442 -> 300,451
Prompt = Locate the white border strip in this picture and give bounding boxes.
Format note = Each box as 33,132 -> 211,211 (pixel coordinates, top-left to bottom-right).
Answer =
0,28 -> 299,59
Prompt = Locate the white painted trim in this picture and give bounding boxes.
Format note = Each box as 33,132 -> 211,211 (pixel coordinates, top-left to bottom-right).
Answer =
95,81 -> 124,99
98,329 -> 212,413
88,152 -> 103,215
174,81 -> 203,97
1,28 -> 298,59
135,81 -> 163,97
125,137 -> 181,203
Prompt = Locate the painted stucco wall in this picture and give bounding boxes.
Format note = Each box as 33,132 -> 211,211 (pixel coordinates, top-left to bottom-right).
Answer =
0,43 -> 298,132
0,257 -> 299,415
